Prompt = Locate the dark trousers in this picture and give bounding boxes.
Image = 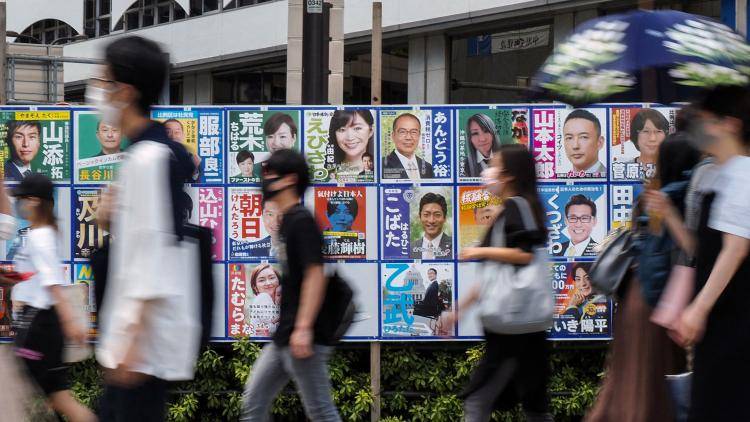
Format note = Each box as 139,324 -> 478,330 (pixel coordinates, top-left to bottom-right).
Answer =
98,377 -> 168,422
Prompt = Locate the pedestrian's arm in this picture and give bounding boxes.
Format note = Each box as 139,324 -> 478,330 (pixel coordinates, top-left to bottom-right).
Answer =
294,264 -> 327,331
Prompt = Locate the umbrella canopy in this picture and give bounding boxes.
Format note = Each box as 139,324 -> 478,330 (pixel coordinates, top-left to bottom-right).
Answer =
532,10 -> 750,105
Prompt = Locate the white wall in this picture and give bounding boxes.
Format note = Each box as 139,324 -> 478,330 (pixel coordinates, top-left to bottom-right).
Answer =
60,0 -> 549,84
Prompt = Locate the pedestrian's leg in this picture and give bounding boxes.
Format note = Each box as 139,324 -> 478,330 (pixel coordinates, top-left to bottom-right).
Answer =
240,343 -> 291,422
282,345 -> 341,422
463,358 -> 517,422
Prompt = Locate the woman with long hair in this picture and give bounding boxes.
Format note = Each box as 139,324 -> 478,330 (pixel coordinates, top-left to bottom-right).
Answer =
327,109 -> 375,182
11,174 -> 96,422
586,132 -> 701,422
462,113 -> 502,178
445,143 -> 552,422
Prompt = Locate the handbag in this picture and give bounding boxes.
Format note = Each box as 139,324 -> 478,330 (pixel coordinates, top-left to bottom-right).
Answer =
477,197 -> 553,335
588,227 -> 636,296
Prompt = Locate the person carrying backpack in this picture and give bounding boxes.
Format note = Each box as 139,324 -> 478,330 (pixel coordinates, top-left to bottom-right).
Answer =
241,149 -> 342,422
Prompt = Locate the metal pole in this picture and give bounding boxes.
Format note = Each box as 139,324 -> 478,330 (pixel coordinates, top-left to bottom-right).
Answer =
370,6 -> 383,421
371,1 -> 382,105
302,0 -> 328,104
0,0 -> 7,105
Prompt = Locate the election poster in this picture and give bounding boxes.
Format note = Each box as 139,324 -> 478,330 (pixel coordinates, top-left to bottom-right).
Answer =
227,109 -> 301,184
380,107 -> 452,183
337,263 -> 379,339
0,186 -> 71,261
457,186 -> 501,250
539,184 -> 608,259
186,186 -> 225,261
228,187 -> 280,260
0,110 -> 71,182
0,263 -> 15,338
532,107 -> 608,181
74,188 -> 109,260
381,262 -> 455,338
610,106 -> 676,181
456,263 -> 482,337
74,264 -> 97,337
152,108 -> 224,183
456,107 -> 530,181
306,186 -> 378,260
211,264 -> 226,339
550,262 -> 612,340
227,262 -> 282,338
74,111 -> 129,184
382,185 -> 454,260
610,183 -> 644,230
304,108 -> 377,183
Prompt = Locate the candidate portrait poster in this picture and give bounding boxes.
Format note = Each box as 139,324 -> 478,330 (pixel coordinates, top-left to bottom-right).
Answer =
74,111 -> 129,184
380,108 -> 452,183
457,107 -> 530,182
539,184 -> 608,259
74,188 -> 108,260
0,110 -> 70,182
306,186 -> 378,260
305,108 -> 377,184
152,108 -> 224,184
227,262 -> 282,338
381,262 -> 455,338
610,106 -> 676,181
227,109 -> 301,184
550,262 -> 612,340
0,186 -> 71,261
457,186 -> 501,250
228,187 -> 280,260
382,185 -> 454,260
532,108 -> 608,181
610,183 -> 644,230
186,186 -> 225,261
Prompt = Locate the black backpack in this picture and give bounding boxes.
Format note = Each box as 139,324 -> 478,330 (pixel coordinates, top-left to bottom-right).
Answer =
315,271 -> 355,344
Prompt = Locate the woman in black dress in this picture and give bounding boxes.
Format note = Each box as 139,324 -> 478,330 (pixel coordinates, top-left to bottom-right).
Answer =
444,144 -> 552,422
676,87 -> 750,421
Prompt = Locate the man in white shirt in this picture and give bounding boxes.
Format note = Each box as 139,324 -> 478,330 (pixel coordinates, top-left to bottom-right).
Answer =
555,194 -> 599,258
411,193 -> 452,259
91,36 -> 199,422
382,113 -> 435,180
4,121 -> 41,181
563,109 -> 606,177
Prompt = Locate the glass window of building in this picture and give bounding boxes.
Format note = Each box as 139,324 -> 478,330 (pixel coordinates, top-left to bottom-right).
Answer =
212,62 -> 287,104
16,19 -> 80,45
85,0 -> 112,38
114,0 -> 188,31
343,43 -> 408,104
224,0 -> 274,9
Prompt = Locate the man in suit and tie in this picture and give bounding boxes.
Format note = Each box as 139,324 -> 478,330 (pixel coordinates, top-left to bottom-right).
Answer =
555,194 -> 599,257
4,120 -> 41,181
411,192 -> 452,259
382,113 -> 434,180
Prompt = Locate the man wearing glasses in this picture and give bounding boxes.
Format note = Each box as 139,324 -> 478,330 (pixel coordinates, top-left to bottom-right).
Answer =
555,194 -> 599,257
382,113 -> 434,180
93,120 -> 124,157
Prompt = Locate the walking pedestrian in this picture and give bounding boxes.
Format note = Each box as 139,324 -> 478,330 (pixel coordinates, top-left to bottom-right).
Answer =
444,144 -> 553,422
585,131 -> 700,422
241,149 -> 341,422
90,36 -> 200,422
676,86 -> 750,422
10,174 -> 96,422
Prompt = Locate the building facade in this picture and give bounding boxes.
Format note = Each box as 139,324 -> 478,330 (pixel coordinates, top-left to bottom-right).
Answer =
5,0 -> 744,105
